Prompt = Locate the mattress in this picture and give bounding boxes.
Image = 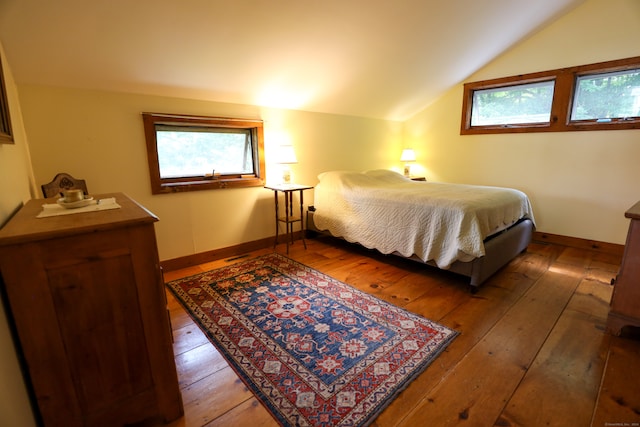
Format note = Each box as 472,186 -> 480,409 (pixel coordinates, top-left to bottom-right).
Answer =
312,169 -> 535,269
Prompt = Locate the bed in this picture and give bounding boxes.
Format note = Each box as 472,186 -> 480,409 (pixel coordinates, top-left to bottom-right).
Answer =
306,169 -> 535,290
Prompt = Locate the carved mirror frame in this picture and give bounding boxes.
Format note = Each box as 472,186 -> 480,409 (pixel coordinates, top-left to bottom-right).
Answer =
0,53 -> 14,144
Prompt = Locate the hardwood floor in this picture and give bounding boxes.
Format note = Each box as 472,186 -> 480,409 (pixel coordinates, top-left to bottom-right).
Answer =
162,236 -> 640,427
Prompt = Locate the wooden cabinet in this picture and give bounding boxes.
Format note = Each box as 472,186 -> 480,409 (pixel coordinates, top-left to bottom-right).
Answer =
607,200 -> 640,336
0,193 -> 183,427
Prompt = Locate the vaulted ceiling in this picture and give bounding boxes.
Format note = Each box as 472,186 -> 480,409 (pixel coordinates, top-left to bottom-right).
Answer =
0,0 -> 583,120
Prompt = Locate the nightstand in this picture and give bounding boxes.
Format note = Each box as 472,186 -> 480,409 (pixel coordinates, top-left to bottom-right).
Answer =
410,176 -> 426,181
265,184 -> 314,254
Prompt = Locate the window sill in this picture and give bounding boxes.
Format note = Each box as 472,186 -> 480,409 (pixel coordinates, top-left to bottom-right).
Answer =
153,177 -> 265,194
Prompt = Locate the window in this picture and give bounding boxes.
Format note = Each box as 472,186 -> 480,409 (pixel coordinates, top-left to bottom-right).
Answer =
470,80 -> 555,127
461,56 -> 640,134
142,113 -> 265,194
571,69 -> 640,122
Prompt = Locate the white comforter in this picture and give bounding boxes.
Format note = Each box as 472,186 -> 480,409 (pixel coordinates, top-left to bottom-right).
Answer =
312,170 -> 535,269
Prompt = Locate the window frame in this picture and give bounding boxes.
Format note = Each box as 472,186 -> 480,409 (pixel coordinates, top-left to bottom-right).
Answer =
142,112 -> 265,194
461,56 -> 640,135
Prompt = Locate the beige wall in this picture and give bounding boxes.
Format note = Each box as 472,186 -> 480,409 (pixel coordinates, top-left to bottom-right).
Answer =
18,86 -> 403,261
0,43 -> 38,427
404,0 -> 640,244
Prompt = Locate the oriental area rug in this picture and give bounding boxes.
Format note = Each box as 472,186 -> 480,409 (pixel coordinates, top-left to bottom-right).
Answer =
166,253 -> 458,427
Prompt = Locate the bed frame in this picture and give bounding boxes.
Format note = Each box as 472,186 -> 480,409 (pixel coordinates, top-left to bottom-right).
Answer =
306,210 -> 534,291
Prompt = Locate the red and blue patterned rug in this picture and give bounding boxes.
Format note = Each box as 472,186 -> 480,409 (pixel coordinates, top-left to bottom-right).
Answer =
167,253 -> 458,426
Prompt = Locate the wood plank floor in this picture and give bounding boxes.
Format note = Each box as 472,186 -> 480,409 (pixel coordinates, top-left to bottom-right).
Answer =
162,236 -> 640,427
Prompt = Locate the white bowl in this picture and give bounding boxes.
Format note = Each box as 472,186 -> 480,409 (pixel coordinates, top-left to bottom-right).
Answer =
57,196 -> 94,209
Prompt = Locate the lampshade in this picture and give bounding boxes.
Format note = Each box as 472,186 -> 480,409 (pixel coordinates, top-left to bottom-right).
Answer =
277,145 -> 298,164
400,148 -> 416,162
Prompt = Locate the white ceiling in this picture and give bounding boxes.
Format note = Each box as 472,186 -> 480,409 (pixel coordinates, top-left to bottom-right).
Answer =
0,0 -> 583,121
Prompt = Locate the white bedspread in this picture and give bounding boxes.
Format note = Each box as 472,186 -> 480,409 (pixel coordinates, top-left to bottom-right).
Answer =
312,170 -> 535,269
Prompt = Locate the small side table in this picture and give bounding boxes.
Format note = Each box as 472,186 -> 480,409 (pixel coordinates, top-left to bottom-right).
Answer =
265,184 -> 314,254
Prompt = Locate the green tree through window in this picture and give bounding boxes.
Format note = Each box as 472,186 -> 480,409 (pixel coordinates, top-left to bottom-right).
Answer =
572,69 -> 640,121
471,81 -> 555,126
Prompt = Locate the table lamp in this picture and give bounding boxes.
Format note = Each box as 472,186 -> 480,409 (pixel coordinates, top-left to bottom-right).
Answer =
400,148 -> 416,177
278,144 -> 297,184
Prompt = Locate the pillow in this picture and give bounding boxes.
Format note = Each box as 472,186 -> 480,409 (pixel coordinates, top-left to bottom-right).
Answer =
364,169 -> 409,184
316,170 -> 363,192
318,169 -> 409,190
317,170 -> 359,182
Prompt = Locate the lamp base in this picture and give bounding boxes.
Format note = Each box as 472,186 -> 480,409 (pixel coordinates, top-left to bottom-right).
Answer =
282,167 -> 292,184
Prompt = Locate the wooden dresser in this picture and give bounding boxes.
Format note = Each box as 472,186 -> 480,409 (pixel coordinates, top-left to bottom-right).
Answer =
607,200 -> 640,336
0,193 -> 183,427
